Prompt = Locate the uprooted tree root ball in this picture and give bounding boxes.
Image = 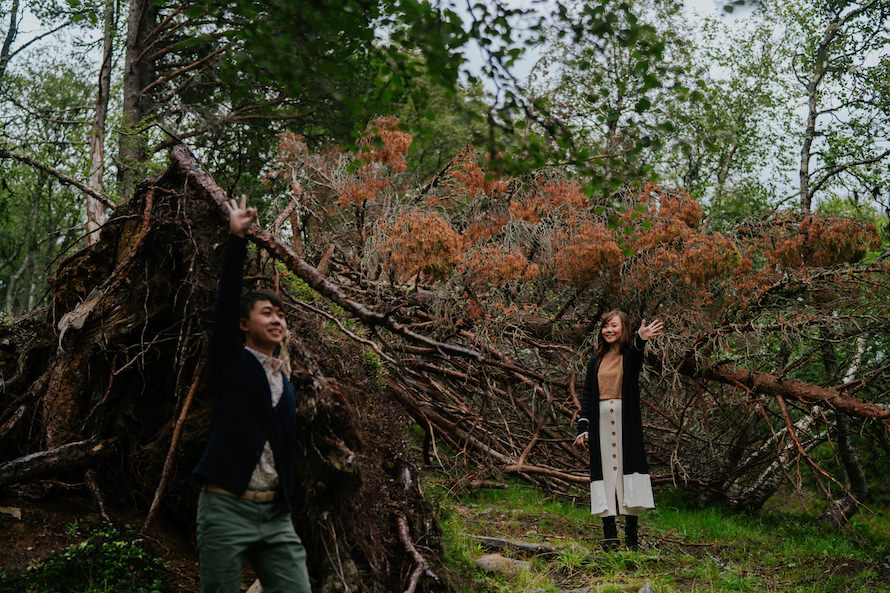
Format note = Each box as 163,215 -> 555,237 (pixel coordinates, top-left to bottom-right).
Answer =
0,146 -> 451,593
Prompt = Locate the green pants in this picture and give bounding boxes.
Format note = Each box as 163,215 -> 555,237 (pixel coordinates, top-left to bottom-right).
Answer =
196,490 -> 312,593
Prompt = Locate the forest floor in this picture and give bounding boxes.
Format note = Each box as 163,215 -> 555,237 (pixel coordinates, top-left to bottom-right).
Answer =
1,460 -> 889,593
425,474 -> 890,593
0,486 -> 200,592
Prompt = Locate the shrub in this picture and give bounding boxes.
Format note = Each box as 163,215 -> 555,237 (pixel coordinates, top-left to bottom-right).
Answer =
0,523 -> 167,593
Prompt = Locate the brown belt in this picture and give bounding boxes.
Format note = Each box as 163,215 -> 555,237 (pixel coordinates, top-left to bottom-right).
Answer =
203,483 -> 278,503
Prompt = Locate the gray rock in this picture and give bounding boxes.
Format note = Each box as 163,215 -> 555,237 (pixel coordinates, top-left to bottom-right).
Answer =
475,553 -> 532,576
637,582 -> 655,593
319,558 -> 361,593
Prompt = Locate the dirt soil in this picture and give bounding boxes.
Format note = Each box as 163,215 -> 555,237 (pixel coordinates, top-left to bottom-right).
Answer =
0,488 -> 200,591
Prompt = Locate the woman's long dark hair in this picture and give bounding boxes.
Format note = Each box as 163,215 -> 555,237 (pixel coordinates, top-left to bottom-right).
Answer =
595,309 -> 633,358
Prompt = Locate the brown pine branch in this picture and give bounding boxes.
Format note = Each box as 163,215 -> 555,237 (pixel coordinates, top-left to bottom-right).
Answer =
396,513 -> 437,593
169,144 -> 481,360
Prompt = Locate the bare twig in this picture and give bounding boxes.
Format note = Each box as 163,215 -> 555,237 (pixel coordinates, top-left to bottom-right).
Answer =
0,148 -> 116,210
142,361 -> 205,533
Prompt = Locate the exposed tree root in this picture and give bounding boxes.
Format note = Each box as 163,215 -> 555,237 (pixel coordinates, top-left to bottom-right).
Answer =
0,439 -> 117,487
397,513 -> 438,593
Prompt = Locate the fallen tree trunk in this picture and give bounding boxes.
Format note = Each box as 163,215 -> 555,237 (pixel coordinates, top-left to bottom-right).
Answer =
682,359 -> 890,426
724,407 -> 825,511
169,145 -> 479,361
0,439 -> 117,487
469,535 -> 559,555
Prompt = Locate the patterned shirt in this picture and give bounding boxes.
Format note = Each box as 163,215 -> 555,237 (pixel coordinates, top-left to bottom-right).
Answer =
245,347 -> 284,491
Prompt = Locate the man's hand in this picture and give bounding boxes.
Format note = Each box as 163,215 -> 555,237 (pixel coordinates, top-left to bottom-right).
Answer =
226,194 -> 258,237
638,319 -> 664,341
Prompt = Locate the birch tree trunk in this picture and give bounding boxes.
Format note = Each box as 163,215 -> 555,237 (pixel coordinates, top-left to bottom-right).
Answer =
799,75 -> 819,214
819,337 -> 868,526
796,1 -> 881,213
86,0 -> 116,244
725,406 -> 824,511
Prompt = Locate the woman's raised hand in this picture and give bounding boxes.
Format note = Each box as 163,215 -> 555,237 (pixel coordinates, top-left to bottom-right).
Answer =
225,194 -> 258,237
638,319 -> 664,340
572,432 -> 589,449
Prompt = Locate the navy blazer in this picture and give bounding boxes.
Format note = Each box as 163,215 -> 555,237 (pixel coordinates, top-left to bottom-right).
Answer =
192,234 -> 297,511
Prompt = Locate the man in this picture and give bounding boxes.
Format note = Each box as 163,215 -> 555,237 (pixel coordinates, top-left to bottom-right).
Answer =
192,195 -> 312,593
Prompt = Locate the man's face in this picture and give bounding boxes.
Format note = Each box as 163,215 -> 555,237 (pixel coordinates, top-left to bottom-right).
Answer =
239,299 -> 287,351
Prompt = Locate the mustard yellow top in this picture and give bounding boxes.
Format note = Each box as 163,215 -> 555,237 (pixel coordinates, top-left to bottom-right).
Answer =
597,350 -> 623,400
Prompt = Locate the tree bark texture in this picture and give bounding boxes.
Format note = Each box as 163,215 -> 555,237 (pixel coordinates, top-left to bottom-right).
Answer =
118,0 -> 159,201
0,0 -> 19,81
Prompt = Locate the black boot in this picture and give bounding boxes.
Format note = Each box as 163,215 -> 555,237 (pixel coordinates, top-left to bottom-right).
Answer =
625,515 -> 639,550
602,516 -> 619,551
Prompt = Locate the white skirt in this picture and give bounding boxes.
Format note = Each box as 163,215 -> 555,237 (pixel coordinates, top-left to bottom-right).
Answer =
589,399 -> 655,517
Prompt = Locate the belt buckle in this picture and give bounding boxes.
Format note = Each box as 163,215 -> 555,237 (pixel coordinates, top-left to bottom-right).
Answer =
246,489 -> 275,503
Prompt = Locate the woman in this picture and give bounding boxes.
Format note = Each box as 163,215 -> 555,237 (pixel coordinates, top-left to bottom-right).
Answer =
573,310 -> 663,550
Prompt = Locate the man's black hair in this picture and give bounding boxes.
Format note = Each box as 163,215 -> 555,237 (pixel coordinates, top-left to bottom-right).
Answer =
240,289 -> 283,319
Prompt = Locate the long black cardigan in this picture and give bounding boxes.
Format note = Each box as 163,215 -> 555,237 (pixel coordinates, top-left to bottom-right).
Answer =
192,234 -> 298,511
576,334 -> 650,481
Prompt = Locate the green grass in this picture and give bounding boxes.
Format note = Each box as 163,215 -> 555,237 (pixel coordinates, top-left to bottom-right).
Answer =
427,479 -> 890,593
